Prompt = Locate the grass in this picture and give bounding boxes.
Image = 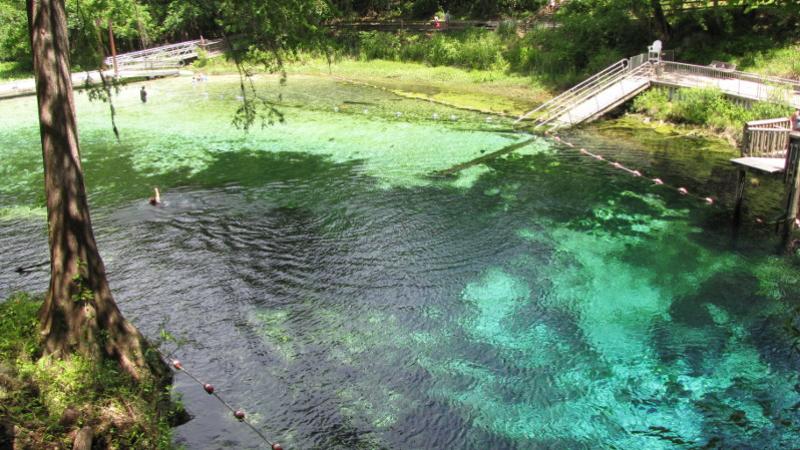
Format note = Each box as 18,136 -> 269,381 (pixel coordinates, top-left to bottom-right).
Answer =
737,43 -> 800,80
0,293 -> 180,449
0,61 -> 32,81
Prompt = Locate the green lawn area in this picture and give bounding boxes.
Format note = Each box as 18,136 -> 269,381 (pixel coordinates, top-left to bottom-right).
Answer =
736,43 -> 800,80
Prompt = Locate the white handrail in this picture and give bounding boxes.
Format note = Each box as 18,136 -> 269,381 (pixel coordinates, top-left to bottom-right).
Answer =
661,61 -> 800,90
104,39 -> 223,69
537,62 -> 652,129
515,58 -> 631,124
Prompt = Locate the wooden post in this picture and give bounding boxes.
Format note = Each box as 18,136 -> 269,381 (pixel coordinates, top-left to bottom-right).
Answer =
741,123 -> 749,156
108,19 -> 118,76
733,168 -> 747,225
785,132 -> 800,227
781,132 -> 800,253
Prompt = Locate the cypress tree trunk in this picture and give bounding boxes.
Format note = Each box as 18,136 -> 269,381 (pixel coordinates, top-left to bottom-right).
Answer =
27,0 -> 159,381
650,0 -> 672,43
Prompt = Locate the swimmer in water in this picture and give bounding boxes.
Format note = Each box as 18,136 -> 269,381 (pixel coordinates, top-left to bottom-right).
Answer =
148,187 -> 161,206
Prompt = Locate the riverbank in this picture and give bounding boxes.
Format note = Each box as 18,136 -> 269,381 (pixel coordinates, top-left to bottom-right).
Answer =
196,56 -> 549,117
197,56 -> 751,150
0,293 -> 180,449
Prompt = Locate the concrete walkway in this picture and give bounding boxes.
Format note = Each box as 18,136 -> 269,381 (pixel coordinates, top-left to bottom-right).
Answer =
0,68 -> 190,100
654,71 -> 800,108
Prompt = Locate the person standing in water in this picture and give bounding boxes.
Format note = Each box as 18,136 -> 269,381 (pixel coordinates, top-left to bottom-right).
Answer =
140,86 -> 148,103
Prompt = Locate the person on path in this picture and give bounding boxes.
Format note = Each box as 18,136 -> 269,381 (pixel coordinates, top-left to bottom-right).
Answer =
434,15 -> 440,29
140,86 -> 148,103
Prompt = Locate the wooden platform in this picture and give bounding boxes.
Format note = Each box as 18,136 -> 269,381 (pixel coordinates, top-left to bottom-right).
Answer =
730,156 -> 786,174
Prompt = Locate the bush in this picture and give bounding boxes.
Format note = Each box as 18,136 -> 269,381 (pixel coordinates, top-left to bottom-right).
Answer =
632,86 -> 794,140
358,31 -> 401,61
669,88 -> 727,125
632,88 -> 672,120
355,29 -> 505,71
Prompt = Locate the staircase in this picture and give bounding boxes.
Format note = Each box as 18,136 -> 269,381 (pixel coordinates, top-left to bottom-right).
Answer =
516,56 -> 654,130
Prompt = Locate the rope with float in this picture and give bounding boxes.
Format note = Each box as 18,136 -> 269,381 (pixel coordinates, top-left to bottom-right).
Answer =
154,347 -> 285,450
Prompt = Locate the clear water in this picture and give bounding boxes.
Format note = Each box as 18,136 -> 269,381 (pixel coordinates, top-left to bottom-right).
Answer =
1,75 -> 800,449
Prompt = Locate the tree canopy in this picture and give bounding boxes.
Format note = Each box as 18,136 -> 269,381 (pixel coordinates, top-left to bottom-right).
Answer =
3,0 -> 799,71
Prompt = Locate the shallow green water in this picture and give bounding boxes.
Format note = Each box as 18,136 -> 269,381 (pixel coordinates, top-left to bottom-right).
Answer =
1,75 -> 800,449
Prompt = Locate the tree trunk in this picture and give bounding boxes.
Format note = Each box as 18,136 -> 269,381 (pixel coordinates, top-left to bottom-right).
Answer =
27,0 -> 160,381
650,0 -> 671,43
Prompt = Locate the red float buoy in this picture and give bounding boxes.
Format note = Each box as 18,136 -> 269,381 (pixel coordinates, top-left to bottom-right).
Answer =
652,178 -> 664,185
632,170 -> 642,177
172,360 -> 183,370
234,410 -> 246,421
203,383 -> 215,394
704,197 -> 714,205
272,444 -> 284,450
678,187 -> 688,195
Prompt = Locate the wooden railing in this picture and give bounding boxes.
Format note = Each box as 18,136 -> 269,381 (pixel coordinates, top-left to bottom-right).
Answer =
741,117 -> 792,157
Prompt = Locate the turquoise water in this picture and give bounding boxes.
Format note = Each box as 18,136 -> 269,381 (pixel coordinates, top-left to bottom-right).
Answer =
1,75 -> 800,449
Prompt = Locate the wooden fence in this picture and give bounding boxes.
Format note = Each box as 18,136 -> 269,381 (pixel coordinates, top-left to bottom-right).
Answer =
741,117 -> 792,157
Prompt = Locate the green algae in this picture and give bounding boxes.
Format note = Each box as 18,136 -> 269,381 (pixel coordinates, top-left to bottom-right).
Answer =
449,165 -> 493,190
0,205 -> 45,221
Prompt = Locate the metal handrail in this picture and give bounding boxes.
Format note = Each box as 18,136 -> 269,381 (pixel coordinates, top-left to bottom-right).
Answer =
537,62 -> 653,129
515,58 -> 631,124
528,61 -> 652,129
661,61 -> 800,91
535,66 -> 635,125
517,50 -> 800,132
104,39 -> 223,68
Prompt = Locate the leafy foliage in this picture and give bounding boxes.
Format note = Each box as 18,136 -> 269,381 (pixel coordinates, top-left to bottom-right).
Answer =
632,86 -> 794,140
355,29 -> 504,70
0,0 -> 28,62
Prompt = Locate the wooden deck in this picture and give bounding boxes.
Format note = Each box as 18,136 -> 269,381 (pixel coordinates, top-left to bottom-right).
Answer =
730,157 -> 786,174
